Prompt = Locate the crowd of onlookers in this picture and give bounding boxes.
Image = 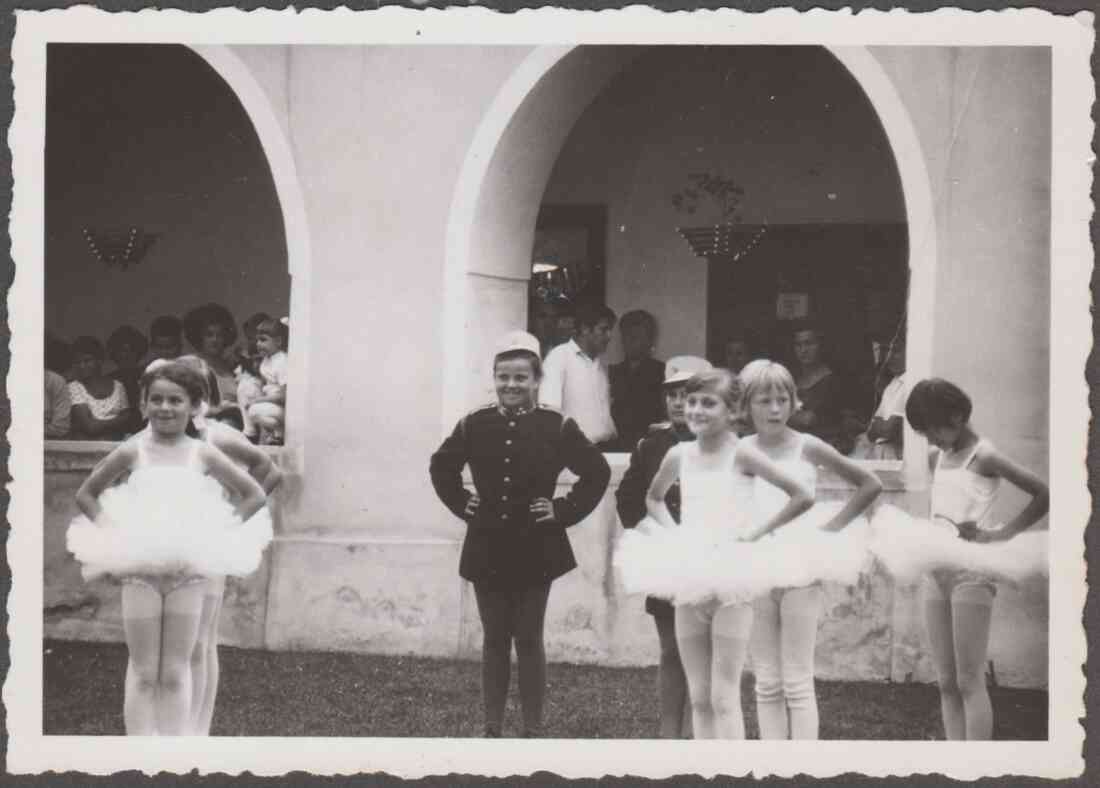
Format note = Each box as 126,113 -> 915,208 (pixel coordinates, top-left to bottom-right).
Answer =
531,300 -> 907,458
45,303 -> 289,445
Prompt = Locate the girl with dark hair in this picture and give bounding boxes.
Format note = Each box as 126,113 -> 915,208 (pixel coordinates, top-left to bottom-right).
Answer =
871,377 -> 1049,740
67,360 -> 270,735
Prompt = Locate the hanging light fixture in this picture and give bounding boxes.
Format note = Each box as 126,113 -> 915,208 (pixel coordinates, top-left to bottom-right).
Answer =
81,226 -> 159,270
671,171 -> 765,264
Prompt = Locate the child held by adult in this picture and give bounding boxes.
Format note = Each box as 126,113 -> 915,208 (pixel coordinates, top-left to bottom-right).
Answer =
870,379 -> 1049,740
67,361 -> 271,734
615,355 -> 713,739
234,312 -> 271,440
240,317 -> 288,445
739,360 -> 882,740
430,331 -> 610,738
616,369 -> 814,739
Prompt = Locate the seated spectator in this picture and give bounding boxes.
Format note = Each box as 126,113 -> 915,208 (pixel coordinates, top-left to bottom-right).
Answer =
240,316 -> 288,445
67,335 -> 132,440
235,312 -> 271,441
236,311 -> 272,378
610,309 -> 665,451
44,334 -> 71,438
541,303 -> 617,448
184,302 -> 242,430
148,315 -> 183,362
723,331 -> 754,376
787,321 -> 853,454
107,324 -> 148,434
850,335 -> 906,460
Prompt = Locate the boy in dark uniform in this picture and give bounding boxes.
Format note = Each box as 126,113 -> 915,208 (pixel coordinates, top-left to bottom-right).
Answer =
615,354 -> 712,739
430,330 -> 610,738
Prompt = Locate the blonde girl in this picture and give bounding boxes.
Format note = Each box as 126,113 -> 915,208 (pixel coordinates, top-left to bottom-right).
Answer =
739,359 -> 882,739
621,369 -> 813,739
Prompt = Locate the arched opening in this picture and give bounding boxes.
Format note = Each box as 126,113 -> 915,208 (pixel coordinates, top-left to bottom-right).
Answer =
443,44 -> 935,486
44,43 -> 310,457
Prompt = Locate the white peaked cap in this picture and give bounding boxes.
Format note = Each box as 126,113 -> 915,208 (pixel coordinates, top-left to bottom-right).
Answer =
663,355 -> 713,385
494,330 -> 541,358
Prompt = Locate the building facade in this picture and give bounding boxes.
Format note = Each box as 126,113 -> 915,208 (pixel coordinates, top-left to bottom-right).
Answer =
43,44 -> 1051,688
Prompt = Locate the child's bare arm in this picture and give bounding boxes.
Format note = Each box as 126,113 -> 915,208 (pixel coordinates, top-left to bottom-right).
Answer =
645,447 -> 681,529
201,444 -> 267,521
803,435 -> 883,531
973,446 -> 1049,541
74,441 -> 139,520
737,443 -> 814,540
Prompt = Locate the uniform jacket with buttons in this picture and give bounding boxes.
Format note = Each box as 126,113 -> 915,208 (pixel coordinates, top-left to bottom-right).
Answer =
430,404 -> 611,589
615,422 -> 694,529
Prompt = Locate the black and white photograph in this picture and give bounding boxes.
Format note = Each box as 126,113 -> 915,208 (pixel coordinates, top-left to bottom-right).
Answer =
5,5 -> 1091,780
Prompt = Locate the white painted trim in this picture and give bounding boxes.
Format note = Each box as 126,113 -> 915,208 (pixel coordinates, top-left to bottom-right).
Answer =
827,48 -> 937,492
440,46 -> 574,435
188,45 -> 312,470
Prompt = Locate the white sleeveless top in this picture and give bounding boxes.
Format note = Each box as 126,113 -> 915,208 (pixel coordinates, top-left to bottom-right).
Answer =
134,430 -> 202,472
930,439 -> 1001,531
747,433 -> 818,522
678,439 -> 754,538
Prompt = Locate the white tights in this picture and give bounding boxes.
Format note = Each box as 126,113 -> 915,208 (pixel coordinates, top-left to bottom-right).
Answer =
750,584 -> 823,740
674,601 -> 754,739
923,573 -> 996,740
121,581 -> 205,735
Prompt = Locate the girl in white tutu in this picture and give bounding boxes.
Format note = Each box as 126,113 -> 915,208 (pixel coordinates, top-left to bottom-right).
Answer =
68,361 -> 268,735
739,360 -> 883,740
620,368 -> 813,739
173,355 -> 284,736
872,378 -> 1048,740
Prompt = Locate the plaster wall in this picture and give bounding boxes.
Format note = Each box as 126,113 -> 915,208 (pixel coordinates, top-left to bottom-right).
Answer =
870,46 -> 1052,525
44,45 -> 289,346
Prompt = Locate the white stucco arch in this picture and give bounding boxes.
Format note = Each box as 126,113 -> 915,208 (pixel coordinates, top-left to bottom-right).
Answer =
442,44 -> 937,486
188,45 -> 313,464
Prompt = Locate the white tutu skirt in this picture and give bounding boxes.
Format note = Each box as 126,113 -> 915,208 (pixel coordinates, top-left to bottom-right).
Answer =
614,502 -> 871,606
66,466 -> 274,581
868,504 -> 1049,586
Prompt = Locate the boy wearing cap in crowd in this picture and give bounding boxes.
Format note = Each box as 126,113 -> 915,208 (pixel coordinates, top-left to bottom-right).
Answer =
430,330 -> 611,738
615,354 -> 712,739
540,303 -> 618,449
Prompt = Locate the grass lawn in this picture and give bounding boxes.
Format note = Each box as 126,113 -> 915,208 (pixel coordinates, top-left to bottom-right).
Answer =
43,639 -> 1047,740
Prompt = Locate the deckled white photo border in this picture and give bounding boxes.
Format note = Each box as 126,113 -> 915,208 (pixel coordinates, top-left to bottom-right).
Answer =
5,5 -> 1092,779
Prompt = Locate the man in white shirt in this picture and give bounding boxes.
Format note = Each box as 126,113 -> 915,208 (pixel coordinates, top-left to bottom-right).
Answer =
851,336 -> 906,459
540,303 -> 618,448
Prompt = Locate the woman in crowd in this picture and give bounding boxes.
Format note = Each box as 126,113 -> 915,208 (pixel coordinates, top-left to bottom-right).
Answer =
183,303 -> 242,429
68,335 -> 134,440
788,321 -> 852,454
